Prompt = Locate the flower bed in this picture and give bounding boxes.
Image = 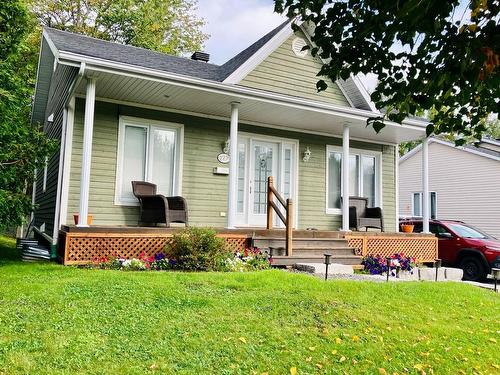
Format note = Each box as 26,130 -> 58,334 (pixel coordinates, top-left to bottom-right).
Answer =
93,247 -> 271,272
361,253 -> 416,276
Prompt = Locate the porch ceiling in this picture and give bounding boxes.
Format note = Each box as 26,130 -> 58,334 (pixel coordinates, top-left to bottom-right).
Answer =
74,70 -> 426,144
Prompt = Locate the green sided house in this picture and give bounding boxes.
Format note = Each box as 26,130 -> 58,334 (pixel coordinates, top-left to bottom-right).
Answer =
31,19 -> 437,264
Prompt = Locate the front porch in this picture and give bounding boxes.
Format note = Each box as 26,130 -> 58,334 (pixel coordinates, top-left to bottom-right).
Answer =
57,225 -> 437,266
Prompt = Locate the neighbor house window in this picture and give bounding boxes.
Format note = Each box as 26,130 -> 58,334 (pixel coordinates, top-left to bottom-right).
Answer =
115,116 -> 183,205
412,192 -> 437,219
326,145 -> 381,213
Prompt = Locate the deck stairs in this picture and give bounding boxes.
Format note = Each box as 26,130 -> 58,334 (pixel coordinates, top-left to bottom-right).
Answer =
252,230 -> 362,267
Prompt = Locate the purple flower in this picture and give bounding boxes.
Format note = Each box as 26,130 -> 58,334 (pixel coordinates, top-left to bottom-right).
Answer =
154,252 -> 166,261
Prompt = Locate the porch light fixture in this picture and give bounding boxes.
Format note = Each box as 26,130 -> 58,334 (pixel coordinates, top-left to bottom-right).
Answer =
222,139 -> 230,154
302,147 -> 312,162
324,253 -> 332,280
491,268 -> 500,292
434,258 -> 442,281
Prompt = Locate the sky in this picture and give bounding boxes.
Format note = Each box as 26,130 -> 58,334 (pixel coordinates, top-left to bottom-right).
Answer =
195,0 -> 377,92
196,0 -> 285,65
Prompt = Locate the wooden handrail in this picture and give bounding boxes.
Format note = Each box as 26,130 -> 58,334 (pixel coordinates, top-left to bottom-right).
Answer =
266,176 -> 293,256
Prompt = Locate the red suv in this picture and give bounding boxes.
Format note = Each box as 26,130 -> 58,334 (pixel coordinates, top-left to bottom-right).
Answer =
400,219 -> 500,281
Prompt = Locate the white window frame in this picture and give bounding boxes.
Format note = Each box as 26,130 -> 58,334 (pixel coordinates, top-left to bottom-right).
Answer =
115,116 -> 184,206
42,156 -> 48,193
325,145 -> 383,215
411,191 -> 437,218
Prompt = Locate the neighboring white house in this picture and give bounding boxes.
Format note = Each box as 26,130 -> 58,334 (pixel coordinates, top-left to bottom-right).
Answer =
399,137 -> 500,238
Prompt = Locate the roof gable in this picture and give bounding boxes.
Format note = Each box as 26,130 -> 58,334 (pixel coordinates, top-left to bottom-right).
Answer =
237,29 -> 351,107
400,138 -> 500,164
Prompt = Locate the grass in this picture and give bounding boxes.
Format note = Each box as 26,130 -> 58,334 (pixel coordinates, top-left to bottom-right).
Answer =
0,235 -> 498,374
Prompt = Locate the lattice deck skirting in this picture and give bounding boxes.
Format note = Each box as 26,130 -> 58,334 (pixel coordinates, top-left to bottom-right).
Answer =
58,230 -> 250,265
346,234 -> 438,262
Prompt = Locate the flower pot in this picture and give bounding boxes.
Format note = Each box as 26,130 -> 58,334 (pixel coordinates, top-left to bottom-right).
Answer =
400,224 -> 414,233
73,214 -> 93,225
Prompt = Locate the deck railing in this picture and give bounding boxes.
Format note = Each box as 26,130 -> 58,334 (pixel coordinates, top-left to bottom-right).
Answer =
266,176 -> 293,256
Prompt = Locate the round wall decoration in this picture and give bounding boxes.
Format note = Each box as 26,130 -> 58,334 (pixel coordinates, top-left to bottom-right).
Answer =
217,153 -> 230,164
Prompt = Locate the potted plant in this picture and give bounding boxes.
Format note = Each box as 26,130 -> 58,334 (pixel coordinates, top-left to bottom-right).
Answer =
400,220 -> 414,233
73,213 -> 94,225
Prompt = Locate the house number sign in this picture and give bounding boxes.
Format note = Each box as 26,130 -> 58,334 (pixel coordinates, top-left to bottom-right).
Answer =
217,153 -> 230,164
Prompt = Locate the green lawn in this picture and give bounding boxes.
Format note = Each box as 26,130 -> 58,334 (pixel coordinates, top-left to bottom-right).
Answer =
0,235 -> 498,374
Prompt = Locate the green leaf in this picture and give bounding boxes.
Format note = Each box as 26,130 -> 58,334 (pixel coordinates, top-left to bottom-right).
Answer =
316,80 -> 328,92
372,121 -> 386,133
425,124 -> 435,137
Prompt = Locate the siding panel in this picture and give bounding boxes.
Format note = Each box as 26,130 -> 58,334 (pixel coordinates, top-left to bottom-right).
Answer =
239,31 -> 351,107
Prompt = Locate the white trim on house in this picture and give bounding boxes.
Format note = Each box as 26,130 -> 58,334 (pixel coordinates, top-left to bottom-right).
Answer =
42,29 -> 61,60
349,75 -> 378,112
54,50 -> 427,132
77,76 -> 97,227
325,145 -> 383,215
31,35 -> 49,125
400,137 -> 500,163
42,156 -> 48,192
52,107 -> 68,243
223,20 -> 294,84
31,168 -> 37,224
481,138 -> 500,147
75,95 -> 401,147
59,97 -> 75,228
395,143 -> 400,232
114,115 -> 184,206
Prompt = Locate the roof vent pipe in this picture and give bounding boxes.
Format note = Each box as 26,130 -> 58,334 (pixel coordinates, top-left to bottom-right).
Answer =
191,51 -> 210,63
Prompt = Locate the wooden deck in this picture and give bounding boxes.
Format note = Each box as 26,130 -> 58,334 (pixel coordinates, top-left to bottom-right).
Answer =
58,225 -> 438,266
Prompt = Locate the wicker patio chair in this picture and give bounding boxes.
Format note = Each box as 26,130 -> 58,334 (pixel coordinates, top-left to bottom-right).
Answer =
131,181 -> 188,227
348,196 -> 384,232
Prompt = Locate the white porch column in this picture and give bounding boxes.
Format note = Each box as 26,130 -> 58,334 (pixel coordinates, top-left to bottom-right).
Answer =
342,125 -> 350,231
226,102 -> 240,228
77,77 -> 96,227
422,137 -> 430,233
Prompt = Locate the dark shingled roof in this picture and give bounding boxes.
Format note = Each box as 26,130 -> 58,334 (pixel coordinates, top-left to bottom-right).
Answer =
44,20 -> 291,82
218,20 -> 291,80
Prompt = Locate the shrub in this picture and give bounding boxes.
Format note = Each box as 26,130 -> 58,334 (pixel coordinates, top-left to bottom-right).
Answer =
166,227 -> 231,271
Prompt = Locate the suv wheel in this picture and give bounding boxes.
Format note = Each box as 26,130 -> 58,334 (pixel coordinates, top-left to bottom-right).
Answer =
460,256 -> 486,281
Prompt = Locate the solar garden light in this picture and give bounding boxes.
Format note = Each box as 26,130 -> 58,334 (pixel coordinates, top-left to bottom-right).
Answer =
434,258 -> 442,282
396,265 -> 401,279
386,257 -> 392,282
491,268 -> 500,292
324,253 -> 332,281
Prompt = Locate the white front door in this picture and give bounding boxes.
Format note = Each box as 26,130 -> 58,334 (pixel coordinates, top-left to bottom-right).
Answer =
234,134 -> 297,227
249,140 -> 279,226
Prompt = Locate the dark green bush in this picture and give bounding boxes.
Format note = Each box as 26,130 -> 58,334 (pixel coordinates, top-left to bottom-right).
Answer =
166,227 -> 231,271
